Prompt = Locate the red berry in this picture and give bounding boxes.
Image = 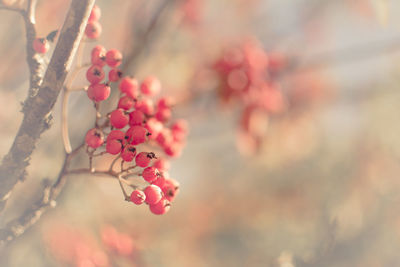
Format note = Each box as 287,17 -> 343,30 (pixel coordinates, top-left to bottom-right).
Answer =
134,99 -> 154,115
172,119 -> 189,134
86,65 -> 105,84
33,38 -> 49,54
144,118 -> 163,139
119,77 -> 139,99
91,45 -> 106,66
135,152 -> 156,168
152,176 -> 166,188
110,109 -> 129,129
140,76 -> 161,96
129,110 -> 145,126
121,145 -> 137,162
87,83 -> 110,102
153,159 -> 170,171
144,185 -> 162,205
155,107 -> 171,122
85,21 -> 102,39
162,178 -> 179,202
118,96 -> 135,110
157,97 -> 174,109
156,128 -> 172,147
108,68 -> 123,82
142,167 -> 159,183
149,198 -> 170,215
164,143 -> 182,158
130,190 -> 145,205
88,5 -> 101,22
107,130 -> 125,141
85,128 -> 104,148
105,49 -> 122,67
106,139 -> 122,155
125,126 -> 147,145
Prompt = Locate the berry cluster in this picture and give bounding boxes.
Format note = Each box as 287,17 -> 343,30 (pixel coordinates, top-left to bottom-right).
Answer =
82,5 -> 188,215
213,39 -> 286,152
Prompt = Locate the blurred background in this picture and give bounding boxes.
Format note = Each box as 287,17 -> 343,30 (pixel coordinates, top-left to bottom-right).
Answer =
1,0 -> 400,266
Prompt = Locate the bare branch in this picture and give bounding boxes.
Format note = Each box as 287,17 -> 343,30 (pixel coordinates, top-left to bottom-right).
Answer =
0,0 -> 95,212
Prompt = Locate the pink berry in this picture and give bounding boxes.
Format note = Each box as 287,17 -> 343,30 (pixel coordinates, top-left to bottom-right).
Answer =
118,96 -> 135,110
107,130 -> 125,141
88,5 -> 101,22
119,77 -> 139,99
85,128 -> 104,148
155,107 -> 171,122
125,126 -> 147,145
85,21 -> 102,39
129,110 -> 145,126
153,158 -> 170,171
106,139 -> 122,155
162,178 -> 179,202
149,198 -> 170,215
110,109 -> 129,129
152,176 -> 166,188
164,143 -> 182,158
144,118 -> 163,139
91,45 -> 106,66
135,152 -> 156,168
33,38 -> 49,54
121,145 -> 137,162
86,65 -> 105,84
157,97 -> 174,109
142,167 -> 159,183
172,119 -> 189,134
105,49 -> 122,67
130,190 -> 145,205
156,128 -> 172,147
134,99 -> 154,115
144,185 -> 163,205
87,83 -> 110,102
108,68 -> 123,82
140,76 -> 161,96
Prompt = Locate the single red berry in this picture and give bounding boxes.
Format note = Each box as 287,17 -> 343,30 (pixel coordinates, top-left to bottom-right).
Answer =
107,130 -> 125,141
110,109 -> 129,129
142,167 -> 159,183
144,185 -> 163,205
152,176 -> 166,188
88,5 -> 101,22
153,158 -> 170,171
33,38 -> 49,54
134,99 -> 154,115
140,76 -> 161,96
144,118 -> 163,139
149,198 -> 170,215
135,152 -> 156,168
157,97 -> 174,109
164,143 -> 182,158
86,65 -> 105,84
129,110 -> 145,126
119,77 -> 139,99
105,49 -> 122,67
117,96 -> 135,110
162,178 -> 179,202
156,128 -> 172,147
121,145 -> 137,162
91,45 -> 106,66
87,83 -> 110,102
85,21 -> 102,39
171,119 -> 189,134
130,190 -> 146,205
108,68 -> 123,82
85,128 -> 104,148
125,126 -> 147,145
106,139 -> 122,155
155,107 -> 171,122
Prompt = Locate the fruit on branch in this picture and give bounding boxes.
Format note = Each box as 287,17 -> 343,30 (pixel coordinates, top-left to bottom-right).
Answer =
86,64 -> 105,84
108,68 -> 123,82
119,77 -> 139,99
105,49 -> 123,68
91,45 -> 107,66
85,21 -> 102,39
142,167 -> 159,183
33,37 -> 50,54
110,109 -> 129,129
87,83 -> 110,102
88,4 -> 101,22
85,128 -> 104,148
130,190 -> 146,205
135,152 -> 156,168
140,76 -> 161,96
149,198 -> 170,215
143,185 -> 163,205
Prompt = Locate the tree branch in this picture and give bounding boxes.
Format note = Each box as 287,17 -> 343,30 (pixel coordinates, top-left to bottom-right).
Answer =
0,0 -> 95,212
